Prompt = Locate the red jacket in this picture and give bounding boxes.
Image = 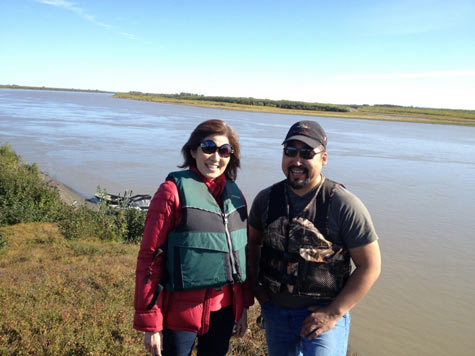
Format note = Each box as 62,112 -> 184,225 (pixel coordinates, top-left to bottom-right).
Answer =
134,170 -> 254,335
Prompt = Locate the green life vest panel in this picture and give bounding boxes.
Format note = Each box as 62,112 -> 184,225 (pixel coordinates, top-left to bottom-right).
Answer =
165,170 -> 247,291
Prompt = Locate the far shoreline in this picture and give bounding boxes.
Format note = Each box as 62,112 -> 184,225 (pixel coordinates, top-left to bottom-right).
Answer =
0,84 -> 112,94
3,84 -> 474,127
113,92 -> 475,127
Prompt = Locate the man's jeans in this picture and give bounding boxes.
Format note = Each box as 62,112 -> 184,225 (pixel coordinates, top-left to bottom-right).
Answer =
261,301 -> 351,356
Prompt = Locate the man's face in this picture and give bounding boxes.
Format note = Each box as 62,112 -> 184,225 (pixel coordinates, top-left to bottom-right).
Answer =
281,140 -> 327,195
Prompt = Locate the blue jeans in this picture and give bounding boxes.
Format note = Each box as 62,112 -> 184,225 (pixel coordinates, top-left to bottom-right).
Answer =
261,301 -> 351,356
162,306 -> 235,356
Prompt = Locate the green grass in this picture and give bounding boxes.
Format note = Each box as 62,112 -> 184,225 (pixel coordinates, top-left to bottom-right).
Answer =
0,223 -> 143,355
0,222 -> 269,356
357,104 -> 475,124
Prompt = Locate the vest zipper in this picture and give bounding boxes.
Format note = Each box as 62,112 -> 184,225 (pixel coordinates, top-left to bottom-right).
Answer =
222,214 -> 238,278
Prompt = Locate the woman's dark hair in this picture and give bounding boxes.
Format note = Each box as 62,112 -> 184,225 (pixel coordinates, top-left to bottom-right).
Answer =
179,119 -> 241,180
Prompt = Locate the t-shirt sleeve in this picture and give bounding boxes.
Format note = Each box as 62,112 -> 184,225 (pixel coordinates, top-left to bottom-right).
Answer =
329,185 -> 379,249
248,187 -> 271,231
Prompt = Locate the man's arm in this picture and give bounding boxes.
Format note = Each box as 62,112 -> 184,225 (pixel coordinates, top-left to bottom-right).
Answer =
247,225 -> 270,305
300,240 -> 381,339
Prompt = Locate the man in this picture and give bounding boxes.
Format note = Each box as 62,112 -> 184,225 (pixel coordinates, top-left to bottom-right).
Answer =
248,120 -> 381,356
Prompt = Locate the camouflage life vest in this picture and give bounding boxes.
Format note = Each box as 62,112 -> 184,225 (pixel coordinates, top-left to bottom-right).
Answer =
259,177 -> 351,300
165,170 -> 247,291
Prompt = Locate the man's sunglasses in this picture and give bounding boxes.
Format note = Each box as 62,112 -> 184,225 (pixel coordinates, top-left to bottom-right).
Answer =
200,140 -> 234,158
283,145 -> 325,160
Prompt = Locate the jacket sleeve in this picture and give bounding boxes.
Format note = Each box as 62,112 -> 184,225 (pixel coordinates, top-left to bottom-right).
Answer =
241,275 -> 255,308
231,221 -> 255,321
242,226 -> 256,308
239,193 -> 255,308
133,180 -> 179,332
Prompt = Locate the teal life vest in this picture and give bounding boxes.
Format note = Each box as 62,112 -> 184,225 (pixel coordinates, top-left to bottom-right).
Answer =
165,170 -> 247,291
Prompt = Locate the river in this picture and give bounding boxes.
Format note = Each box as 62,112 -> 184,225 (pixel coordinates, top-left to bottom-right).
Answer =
1,89 -> 474,355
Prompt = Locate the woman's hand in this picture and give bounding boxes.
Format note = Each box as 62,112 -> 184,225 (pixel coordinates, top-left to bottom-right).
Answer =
144,331 -> 163,356
234,308 -> 248,338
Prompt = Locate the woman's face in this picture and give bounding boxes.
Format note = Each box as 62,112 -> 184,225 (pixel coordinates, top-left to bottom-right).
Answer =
191,134 -> 232,180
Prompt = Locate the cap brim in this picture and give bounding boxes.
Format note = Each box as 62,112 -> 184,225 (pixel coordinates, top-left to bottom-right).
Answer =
282,135 -> 322,148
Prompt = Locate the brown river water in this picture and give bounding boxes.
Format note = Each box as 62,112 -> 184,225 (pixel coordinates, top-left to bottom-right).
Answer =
1,89 -> 474,355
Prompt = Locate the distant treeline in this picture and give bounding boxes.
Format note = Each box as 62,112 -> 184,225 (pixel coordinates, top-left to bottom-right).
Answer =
4,85 -> 474,125
0,84 -> 110,94
115,91 -> 475,125
119,92 -> 351,112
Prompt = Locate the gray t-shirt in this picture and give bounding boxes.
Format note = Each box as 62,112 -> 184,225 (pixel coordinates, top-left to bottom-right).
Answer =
249,178 -> 379,308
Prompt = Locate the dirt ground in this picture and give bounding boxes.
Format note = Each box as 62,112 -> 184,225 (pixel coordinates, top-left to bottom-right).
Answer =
40,172 -> 93,207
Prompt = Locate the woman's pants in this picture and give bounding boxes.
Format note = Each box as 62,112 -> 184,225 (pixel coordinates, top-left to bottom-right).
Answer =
162,306 -> 235,356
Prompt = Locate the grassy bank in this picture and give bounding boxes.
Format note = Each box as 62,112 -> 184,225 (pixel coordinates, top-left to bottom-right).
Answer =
0,223 -> 270,355
0,223 -> 144,355
0,223 -> 360,356
114,92 -> 475,126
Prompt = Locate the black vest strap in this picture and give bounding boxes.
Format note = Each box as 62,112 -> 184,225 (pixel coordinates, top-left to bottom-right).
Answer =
267,180 -> 287,225
266,178 -> 338,235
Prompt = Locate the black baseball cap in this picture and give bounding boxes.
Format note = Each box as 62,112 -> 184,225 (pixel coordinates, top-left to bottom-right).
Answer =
282,120 -> 327,149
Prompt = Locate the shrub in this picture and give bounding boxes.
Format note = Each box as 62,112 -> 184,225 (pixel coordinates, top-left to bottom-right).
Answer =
58,200 -> 145,243
1,144 -> 146,244
94,207 -> 145,243
59,205 -> 98,240
123,208 -> 146,243
0,144 -> 64,227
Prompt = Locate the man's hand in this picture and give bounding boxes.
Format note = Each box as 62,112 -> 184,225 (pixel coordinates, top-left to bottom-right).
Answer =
144,331 -> 163,356
300,241 -> 381,341
300,306 -> 340,340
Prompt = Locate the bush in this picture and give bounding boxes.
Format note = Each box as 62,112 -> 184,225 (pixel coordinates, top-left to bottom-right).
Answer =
59,205 -> 98,240
0,144 -> 64,227
58,199 -> 146,243
123,208 -> 146,243
95,207 -> 146,243
1,143 -> 146,244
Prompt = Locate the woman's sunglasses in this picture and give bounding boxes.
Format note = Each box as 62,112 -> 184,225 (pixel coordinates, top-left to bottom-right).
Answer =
283,145 -> 325,160
200,140 -> 234,158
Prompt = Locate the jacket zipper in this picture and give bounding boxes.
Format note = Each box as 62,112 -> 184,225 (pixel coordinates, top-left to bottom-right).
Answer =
222,213 -> 238,278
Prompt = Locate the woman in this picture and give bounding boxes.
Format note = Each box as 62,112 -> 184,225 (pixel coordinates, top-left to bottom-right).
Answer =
134,119 -> 254,356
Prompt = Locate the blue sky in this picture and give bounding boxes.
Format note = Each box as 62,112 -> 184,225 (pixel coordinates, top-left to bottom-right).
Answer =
1,0 -> 475,109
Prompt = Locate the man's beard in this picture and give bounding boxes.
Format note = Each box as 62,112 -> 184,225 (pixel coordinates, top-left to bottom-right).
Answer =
287,166 -> 310,190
